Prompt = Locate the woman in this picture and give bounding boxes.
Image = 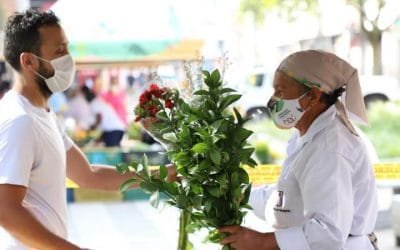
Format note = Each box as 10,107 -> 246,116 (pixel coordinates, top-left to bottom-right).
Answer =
220,50 -> 378,250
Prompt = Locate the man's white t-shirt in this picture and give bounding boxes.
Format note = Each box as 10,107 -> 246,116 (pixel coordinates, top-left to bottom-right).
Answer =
0,90 -> 73,250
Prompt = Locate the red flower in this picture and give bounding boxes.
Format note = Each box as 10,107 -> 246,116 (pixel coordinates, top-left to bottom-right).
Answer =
149,83 -> 164,98
149,83 -> 159,92
146,105 -> 159,116
165,99 -> 174,109
139,90 -> 152,104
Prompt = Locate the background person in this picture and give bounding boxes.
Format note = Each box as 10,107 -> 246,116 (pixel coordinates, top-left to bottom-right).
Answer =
82,85 -> 126,147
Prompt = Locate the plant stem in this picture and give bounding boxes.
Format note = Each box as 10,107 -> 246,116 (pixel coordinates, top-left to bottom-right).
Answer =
177,210 -> 190,250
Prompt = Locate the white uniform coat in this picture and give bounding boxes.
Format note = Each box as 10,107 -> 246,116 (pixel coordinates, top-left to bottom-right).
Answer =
249,105 -> 378,250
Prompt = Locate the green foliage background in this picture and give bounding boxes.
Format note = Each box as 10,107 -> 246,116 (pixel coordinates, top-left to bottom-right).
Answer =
360,101 -> 400,160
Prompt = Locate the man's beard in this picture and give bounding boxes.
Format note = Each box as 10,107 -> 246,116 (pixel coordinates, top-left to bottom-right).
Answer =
35,61 -> 53,98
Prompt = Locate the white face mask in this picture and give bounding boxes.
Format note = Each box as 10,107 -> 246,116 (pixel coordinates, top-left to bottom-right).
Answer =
267,92 -> 309,129
32,54 -> 76,93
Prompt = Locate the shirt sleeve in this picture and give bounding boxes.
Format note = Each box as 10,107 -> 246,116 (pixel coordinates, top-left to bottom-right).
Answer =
53,112 -> 74,151
249,184 -> 276,221
62,132 -> 74,151
0,116 -> 36,187
275,152 -> 354,250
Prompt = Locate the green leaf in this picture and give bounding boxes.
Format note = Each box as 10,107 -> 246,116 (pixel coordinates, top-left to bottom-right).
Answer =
130,161 -> 139,171
166,200 -> 176,206
210,150 -> 221,165
202,70 -> 211,78
241,184 -> 252,205
116,163 -> 129,174
247,157 -> 258,167
217,174 -> 229,189
191,195 -> 203,209
194,90 -> 209,95
207,229 -> 224,243
237,168 -> 250,184
204,200 -> 213,213
156,110 -> 169,121
140,182 -> 158,193
120,178 -> 141,192
219,88 -> 236,94
176,194 -> 188,209
163,182 -> 179,195
212,134 -> 226,144
180,124 -> 190,138
190,182 -> 203,194
219,94 -> 242,111
210,69 -> 221,84
179,99 -> 192,113
159,164 -> 167,180
231,171 -> 240,188
238,148 -> 255,163
141,154 -> 150,178
207,186 -> 221,197
205,99 -> 217,110
234,127 -> 253,144
173,151 -> 191,163
198,159 -> 212,171
162,132 -> 177,143
210,119 -> 223,132
142,154 -> 148,168
240,203 -> 253,210
194,129 -> 210,140
160,126 -> 174,134
149,191 -> 160,208
233,107 -> 243,125
192,142 -> 209,154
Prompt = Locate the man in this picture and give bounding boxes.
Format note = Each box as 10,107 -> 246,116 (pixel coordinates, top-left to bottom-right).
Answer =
219,50 -> 378,249
0,8 -> 174,249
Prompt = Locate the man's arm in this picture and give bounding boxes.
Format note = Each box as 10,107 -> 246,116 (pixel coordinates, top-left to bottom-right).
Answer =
0,184 -> 81,250
66,144 -> 138,190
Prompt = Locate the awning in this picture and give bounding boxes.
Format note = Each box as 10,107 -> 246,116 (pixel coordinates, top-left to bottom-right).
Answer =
50,0 -> 203,66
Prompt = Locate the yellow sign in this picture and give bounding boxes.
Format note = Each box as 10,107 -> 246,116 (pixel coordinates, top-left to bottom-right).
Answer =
66,163 -> 400,189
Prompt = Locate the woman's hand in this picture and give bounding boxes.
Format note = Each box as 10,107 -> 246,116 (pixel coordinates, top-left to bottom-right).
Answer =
219,225 -> 279,250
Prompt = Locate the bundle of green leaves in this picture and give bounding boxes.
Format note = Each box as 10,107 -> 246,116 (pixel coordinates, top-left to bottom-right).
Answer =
118,69 -> 257,249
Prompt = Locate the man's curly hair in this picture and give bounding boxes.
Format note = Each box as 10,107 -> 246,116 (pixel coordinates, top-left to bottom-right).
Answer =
3,8 -> 59,71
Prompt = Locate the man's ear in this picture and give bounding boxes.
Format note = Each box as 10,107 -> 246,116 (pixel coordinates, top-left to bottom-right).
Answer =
20,52 -> 37,71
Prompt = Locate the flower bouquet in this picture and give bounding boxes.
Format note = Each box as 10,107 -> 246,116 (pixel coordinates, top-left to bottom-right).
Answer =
133,82 -> 179,150
117,68 -> 257,250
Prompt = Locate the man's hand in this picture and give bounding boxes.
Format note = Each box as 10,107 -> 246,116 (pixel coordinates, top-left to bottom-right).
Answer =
219,225 -> 279,250
166,164 -> 179,182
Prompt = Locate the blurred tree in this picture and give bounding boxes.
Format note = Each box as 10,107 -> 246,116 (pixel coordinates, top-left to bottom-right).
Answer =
240,0 -> 400,74
239,0 -> 318,65
240,0 -> 317,25
348,0 -> 399,74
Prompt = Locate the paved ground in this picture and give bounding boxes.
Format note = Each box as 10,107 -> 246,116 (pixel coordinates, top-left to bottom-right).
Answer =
68,200 -> 399,250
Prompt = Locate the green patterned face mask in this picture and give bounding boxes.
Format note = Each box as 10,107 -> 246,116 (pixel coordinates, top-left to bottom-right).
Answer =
267,92 -> 309,129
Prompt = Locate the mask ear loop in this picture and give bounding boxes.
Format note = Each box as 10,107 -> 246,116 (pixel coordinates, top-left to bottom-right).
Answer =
30,54 -> 56,80
29,57 -> 49,80
296,90 -> 312,112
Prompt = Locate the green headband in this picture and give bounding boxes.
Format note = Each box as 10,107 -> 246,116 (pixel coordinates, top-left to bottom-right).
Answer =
278,68 -> 323,90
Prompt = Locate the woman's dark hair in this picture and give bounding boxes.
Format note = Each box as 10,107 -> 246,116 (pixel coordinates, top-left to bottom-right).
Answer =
3,8 -> 59,71
322,87 -> 346,106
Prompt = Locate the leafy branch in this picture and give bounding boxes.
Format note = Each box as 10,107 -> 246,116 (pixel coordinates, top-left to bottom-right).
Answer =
119,69 -> 257,249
